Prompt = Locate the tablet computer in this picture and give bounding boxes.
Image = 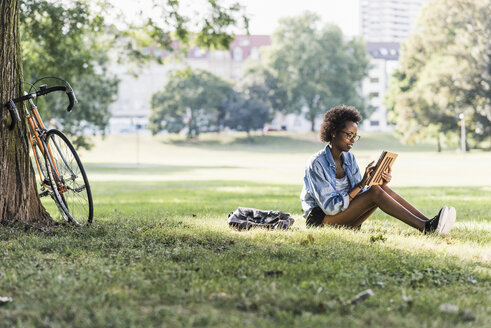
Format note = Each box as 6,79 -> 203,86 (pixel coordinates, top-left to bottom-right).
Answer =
366,151 -> 398,186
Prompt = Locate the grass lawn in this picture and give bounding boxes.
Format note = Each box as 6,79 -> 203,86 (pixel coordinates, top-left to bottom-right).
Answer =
1,132 -> 490,327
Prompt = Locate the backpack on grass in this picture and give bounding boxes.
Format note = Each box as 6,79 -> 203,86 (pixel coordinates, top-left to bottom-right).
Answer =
227,207 -> 295,231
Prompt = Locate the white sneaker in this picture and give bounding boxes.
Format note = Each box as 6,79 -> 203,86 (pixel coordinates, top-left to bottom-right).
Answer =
436,206 -> 456,235
446,206 -> 457,232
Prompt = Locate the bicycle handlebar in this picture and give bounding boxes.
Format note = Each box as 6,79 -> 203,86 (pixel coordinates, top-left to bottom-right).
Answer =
66,88 -> 76,112
11,85 -> 77,110
4,84 -> 78,129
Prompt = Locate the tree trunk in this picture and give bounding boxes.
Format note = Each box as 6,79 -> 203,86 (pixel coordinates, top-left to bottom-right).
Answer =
0,0 -> 52,227
246,130 -> 253,142
436,132 -> 441,153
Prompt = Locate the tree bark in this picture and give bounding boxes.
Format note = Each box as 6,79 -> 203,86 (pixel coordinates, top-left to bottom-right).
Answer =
0,0 -> 53,227
436,131 -> 441,153
307,106 -> 316,132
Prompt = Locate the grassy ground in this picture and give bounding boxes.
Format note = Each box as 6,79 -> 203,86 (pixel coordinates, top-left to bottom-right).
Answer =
1,132 -> 490,327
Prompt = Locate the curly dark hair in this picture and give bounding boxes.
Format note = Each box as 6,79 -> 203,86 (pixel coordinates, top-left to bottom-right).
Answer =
319,105 -> 362,143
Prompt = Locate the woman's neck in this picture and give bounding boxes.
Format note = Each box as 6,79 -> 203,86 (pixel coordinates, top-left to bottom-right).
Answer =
328,144 -> 343,160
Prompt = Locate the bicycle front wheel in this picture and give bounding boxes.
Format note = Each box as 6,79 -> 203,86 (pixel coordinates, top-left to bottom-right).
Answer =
45,129 -> 93,225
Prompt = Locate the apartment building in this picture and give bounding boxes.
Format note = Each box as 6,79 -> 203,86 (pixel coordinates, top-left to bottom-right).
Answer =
360,0 -> 427,43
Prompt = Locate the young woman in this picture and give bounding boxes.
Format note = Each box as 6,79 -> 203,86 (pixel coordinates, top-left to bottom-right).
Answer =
300,105 -> 456,234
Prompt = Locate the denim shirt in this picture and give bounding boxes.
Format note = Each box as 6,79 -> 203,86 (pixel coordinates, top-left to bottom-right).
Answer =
300,145 -> 364,218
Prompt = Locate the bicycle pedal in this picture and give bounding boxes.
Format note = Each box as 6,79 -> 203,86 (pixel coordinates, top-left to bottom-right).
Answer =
39,190 -> 50,197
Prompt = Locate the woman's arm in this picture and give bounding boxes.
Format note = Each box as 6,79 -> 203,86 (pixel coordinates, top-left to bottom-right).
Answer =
349,183 -> 364,201
349,161 -> 375,200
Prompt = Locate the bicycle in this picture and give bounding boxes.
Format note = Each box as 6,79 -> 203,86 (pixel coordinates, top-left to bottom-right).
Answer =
5,77 -> 93,225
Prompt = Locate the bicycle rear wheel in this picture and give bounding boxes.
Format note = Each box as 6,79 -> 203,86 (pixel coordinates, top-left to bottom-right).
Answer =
45,129 -> 93,225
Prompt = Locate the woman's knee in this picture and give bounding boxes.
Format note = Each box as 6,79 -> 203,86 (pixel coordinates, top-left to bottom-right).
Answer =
368,185 -> 383,194
367,185 -> 384,199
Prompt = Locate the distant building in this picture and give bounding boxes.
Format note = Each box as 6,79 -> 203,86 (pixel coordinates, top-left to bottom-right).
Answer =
360,42 -> 400,131
360,0 -> 428,131
108,35 -> 271,134
360,0 -> 428,43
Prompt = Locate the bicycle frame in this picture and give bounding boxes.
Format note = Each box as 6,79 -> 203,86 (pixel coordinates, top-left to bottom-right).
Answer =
25,101 -> 65,192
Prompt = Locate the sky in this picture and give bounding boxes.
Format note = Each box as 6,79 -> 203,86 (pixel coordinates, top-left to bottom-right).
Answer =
240,0 -> 360,36
112,0 -> 361,37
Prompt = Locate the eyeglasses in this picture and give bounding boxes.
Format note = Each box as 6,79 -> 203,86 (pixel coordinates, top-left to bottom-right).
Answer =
340,131 -> 361,142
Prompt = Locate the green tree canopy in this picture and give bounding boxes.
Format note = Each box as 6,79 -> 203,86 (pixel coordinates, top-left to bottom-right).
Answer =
251,11 -> 370,131
387,0 -> 491,149
242,62 -> 289,119
149,69 -> 232,138
112,0 -> 249,63
223,89 -> 270,138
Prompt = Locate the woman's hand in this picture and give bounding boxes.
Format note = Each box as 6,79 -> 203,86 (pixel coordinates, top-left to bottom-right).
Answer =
381,165 -> 392,185
360,161 -> 375,186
